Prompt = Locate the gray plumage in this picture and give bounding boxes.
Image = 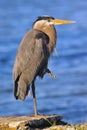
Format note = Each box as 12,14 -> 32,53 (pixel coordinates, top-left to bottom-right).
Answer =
13,29 -> 50,100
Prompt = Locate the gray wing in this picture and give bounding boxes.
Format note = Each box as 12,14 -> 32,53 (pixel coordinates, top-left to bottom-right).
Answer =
13,29 -> 49,84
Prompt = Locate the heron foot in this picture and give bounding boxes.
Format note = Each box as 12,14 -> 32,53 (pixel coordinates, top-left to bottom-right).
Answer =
49,72 -> 56,78
34,112 -> 45,117
46,68 -> 56,78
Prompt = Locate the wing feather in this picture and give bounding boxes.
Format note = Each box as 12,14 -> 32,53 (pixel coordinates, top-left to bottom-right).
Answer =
13,29 -> 49,84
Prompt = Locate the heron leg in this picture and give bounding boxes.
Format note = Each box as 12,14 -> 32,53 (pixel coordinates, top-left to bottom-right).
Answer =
46,68 -> 56,78
32,81 -> 38,116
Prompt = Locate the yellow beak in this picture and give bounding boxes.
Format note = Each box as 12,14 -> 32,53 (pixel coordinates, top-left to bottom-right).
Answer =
52,19 -> 75,25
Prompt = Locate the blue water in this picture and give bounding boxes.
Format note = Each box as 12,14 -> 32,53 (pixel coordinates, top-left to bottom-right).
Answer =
0,0 -> 87,124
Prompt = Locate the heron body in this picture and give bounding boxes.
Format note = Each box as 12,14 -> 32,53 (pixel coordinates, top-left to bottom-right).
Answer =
13,16 -> 74,115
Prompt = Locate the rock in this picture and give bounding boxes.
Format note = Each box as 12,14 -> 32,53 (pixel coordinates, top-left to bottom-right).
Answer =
0,115 -> 65,130
43,123 -> 87,130
0,115 -> 87,130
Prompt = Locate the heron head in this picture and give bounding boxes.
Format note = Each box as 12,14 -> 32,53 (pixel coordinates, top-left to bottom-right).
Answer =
33,15 -> 75,28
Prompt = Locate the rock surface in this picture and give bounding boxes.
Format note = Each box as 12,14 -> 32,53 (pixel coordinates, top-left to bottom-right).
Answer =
0,115 -> 87,130
44,123 -> 87,130
0,115 -> 65,130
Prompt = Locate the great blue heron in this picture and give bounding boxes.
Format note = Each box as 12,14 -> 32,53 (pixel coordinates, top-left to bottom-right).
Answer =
13,16 -> 74,116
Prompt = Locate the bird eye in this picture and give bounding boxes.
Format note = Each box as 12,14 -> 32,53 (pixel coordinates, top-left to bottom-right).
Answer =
48,19 -> 50,22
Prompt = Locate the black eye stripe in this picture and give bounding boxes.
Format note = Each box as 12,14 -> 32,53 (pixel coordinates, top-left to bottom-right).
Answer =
33,16 -> 54,25
37,16 -> 54,20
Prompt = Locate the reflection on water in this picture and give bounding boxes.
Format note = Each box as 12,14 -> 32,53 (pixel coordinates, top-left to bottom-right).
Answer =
0,0 -> 87,124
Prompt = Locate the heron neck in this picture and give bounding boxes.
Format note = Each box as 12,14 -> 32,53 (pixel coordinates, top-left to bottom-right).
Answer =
34,25 -> 56,53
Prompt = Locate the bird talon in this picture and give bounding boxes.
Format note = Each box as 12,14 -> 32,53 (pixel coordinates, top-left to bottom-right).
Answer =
45,68 -> 56,78
50,73 -> 56,78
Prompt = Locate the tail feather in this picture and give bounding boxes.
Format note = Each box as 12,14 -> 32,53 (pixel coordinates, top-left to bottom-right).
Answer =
14,75 -> 30,100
